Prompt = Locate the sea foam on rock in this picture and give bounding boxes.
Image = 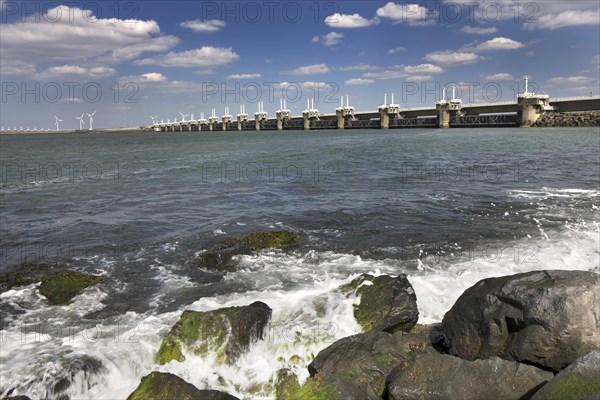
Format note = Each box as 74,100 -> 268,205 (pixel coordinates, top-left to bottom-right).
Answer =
195,231 -> 301,270
157,301 -> 272,365
0,262 -> 103,305
341,273 -> 419,333
442,270 -> 600,372
126,372 -> 239,400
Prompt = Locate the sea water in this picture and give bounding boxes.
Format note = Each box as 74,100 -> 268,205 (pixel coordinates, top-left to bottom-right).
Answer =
0,128 -> 598,398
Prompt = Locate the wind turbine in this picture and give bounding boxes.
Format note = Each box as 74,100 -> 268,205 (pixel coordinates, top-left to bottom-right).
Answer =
85,111 -> 96,130
179,112 -> 189,122
75,113 -> 85,130
150,115 -> 158,125
54,116 -> 63,131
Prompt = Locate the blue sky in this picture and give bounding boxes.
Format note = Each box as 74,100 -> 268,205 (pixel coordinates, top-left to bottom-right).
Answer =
0,0 -> 599,129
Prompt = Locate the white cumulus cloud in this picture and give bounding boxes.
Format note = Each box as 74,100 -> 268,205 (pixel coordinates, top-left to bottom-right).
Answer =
475,37 -> 524,51
135,47 -> 239,68
226,73 -> 262,79
376,2 -> 437,26
285,64 -> 330,75
548,76 -> 593,84
388,47 -> 407,54
403,63 -> 444,74
424,51 -> 479,65
460,26 -> 498,34
324,13 -> 380,28
346,78 -> 375,85
312,32 -> 344,46
484,73 -> 515,81
180,19 -> 226,32
525,9 -> 599,30
0,5 -> 179,75
38,65 -> 116,79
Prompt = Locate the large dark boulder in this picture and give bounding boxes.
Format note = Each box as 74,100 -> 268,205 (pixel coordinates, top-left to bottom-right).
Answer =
342,274 -> 418,333
387,354 -> 553,400
305,324 -> 444,400
157,301 -> 271,365
126,372 -> 239,400
531,351 -> 600,400
196,231 -> 300,270
442,270 -> 600,372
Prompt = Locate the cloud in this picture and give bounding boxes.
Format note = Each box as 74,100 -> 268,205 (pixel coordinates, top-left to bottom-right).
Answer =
324,13 -> 380,28
422,36 -> 523,67
376,2 -> 437,26
548,76 -> 593,84
475,37 -> 524,51
388,47 -> 406,54
460,26 -> 498,34
424,51 -> 479,65
525,9 -> 599,30
276,81 -> 332,91
0,5 -> 179,75
336,64 -> 382,72
38,65 -> 116,79
484,73 -> 514,81
180,19 -> 226,32
140,72 -> 167,82
135,47 -> 239,68
226,73 -> 262,79
346,78 -> 375,85
312,32 -> 344,46
285,64 -> 330,75
363,70 -> 407,80
403,63 -> 444,74
405,75 -> 432,82
265,58 -> 272,64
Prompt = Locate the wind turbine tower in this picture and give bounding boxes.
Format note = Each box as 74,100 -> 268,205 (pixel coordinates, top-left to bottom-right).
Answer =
85,111 -> 96,130
54,116 -> 63,131
75,113 -> 85,130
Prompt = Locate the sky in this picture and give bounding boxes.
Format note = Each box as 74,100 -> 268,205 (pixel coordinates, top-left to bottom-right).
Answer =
0,0 -> 599,129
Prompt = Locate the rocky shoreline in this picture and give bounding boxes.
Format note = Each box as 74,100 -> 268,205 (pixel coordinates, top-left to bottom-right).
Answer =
1,232 -> 599,400
532,111 -> 600,127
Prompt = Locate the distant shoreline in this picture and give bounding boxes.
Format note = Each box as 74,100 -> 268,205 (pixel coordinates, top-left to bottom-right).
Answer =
0,127 -> 148,135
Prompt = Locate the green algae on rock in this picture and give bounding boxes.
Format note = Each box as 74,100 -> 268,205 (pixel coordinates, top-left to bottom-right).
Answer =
342,274 -> 419,333
195,231 -> 301,270
274,368 -> 301,400
39,271 -> 103,305
126,372 -> 240,400
0,262 -> 66,293
157,301 -> 272,365
0,262 -> 102,305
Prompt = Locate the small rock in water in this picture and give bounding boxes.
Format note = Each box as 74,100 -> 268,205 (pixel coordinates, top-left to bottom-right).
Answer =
157,301 -> 272,365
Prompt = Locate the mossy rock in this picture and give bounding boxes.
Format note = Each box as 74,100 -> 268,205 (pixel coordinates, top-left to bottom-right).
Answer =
290,375 -> 340,400
275,369 -> 301,400
0,262 -> 66,293
307,326 -> 444,399
343,274 -> 419,333
126,372 -> 239,400
157,301 -> 272,365
223,231 -> 300,252
531,351 -> 600,400
196,231 -> 300,270
0,262 -> 102,305
38,271 -> 103,305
